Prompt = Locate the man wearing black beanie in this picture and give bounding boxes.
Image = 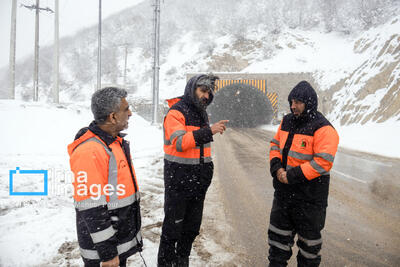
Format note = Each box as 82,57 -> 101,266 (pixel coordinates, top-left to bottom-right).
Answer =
267,81 -> 339,266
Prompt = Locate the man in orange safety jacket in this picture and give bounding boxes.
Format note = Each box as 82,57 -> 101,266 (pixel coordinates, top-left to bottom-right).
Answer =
157,74 -> 228,267
268,81 -> 339,267
68,87 -> 142,267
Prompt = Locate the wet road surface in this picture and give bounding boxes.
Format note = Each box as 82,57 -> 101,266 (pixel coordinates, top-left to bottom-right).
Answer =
212,128 -> 400,266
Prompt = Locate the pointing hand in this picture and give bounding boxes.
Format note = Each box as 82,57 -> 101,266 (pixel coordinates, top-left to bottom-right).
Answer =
211,120 -> 229,135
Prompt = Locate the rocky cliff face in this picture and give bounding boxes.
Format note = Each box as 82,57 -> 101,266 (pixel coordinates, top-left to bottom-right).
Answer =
327,17 -> 400,125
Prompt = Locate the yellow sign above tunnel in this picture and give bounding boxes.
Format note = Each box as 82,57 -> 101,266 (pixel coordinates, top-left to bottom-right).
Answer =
215,79 -> 267,93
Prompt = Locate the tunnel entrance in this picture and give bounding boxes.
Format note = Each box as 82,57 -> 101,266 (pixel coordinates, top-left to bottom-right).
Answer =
208,83 -> 274,128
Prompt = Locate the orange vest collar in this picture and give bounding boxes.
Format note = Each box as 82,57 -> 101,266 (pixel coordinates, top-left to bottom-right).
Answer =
166,97 -> 182,108
67,130 -> 97,156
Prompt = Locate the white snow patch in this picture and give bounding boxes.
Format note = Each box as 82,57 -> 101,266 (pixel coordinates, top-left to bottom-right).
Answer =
333,119 -> 400,159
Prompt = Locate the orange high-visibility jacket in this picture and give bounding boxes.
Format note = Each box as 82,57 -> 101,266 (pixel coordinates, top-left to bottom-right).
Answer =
163,75 -> 215,197
68,130 -> 139,207
163,97 -> 212,165
269,81 -> 339,205
270,118 -> 339,182
67,124 -> 142,263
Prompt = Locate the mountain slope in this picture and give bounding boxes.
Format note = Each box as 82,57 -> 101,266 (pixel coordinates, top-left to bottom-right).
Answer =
329,18 -> 400,124
0,0 -> 399,126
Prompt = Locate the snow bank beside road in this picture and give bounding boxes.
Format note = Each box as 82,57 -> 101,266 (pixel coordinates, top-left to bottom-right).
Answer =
334,120 -> 400,159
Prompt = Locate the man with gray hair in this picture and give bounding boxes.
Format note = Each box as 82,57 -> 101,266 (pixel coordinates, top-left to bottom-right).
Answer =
68,87 -> 142,267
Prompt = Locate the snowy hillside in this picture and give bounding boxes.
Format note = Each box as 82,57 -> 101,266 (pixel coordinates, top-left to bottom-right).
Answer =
329,17 -> 400,124
1,0 -> 399,127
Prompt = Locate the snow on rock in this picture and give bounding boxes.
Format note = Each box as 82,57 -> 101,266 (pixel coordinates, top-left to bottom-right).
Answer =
329,16 -> 400,125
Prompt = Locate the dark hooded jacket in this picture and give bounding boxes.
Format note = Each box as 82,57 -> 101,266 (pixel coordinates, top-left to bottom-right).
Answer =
163,75 -> 214,198
269,81 -> 339,206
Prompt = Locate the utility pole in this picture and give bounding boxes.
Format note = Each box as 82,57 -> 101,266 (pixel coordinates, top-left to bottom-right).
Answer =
123,45 -> 128,88
151,0 -> 161,124
53,0 -> 59,103
97,0 -> 102,90
22,2 -> 54,102
9,0 -> 17,99
33,0 -> 40,101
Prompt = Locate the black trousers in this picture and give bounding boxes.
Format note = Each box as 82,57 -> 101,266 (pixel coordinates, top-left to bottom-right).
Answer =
268,198 -> 326,267
157,192 -> 206,266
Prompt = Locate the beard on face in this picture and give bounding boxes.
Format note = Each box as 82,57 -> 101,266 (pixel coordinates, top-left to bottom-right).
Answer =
199,97 -> 209,109
194,94 -> 208,110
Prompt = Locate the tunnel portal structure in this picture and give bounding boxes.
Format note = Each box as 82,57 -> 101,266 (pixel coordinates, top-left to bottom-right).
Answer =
187,73 -> 315,128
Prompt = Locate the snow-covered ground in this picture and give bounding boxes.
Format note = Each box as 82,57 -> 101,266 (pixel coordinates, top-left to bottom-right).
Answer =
0,100 -> 232,266
332,119 -> 400,159
0,100 -> 92,266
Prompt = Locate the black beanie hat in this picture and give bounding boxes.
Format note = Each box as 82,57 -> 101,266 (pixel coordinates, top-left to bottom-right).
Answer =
288,80 -> 318,114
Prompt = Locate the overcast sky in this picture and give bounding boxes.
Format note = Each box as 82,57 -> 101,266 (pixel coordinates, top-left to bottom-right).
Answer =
0,0 -> 146,69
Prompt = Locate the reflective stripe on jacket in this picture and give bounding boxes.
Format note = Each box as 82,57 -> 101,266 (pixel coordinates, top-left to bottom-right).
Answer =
163,75 -> 215,198
269,111 -> 339,206
164,108 -> 212,165
69,131 -> 139,205
67,124 -> 142,263
270,120 -> 339,181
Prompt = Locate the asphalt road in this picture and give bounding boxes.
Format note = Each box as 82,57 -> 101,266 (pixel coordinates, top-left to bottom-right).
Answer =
212,127 -> 400,267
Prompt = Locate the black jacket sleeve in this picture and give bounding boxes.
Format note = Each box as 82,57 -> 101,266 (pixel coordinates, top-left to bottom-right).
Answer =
193,126 -> 213,146
270,157 -> 283,179
77,207 -> 119,261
